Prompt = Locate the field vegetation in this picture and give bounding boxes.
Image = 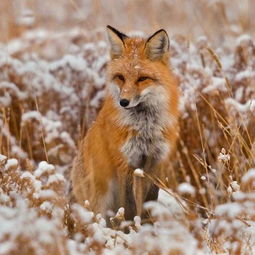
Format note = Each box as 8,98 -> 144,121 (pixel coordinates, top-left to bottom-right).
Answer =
0,0 -> 254,254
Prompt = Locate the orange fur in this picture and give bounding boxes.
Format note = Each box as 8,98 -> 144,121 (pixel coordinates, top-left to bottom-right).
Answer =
71,26 -> 179,221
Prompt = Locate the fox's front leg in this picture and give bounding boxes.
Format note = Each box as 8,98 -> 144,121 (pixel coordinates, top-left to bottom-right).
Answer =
132,157 -> 157,217
133,157 -> 152,216
132,173 -> 159,217
132,173 -> 145,217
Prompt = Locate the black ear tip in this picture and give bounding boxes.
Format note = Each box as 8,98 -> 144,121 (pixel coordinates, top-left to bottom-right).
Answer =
106,25 -> 117,33
106,25 -> 113,30
147,29 -> 169,45
157,29 -> 168,37
106,26 -> 128,41
106,25 -> 119,33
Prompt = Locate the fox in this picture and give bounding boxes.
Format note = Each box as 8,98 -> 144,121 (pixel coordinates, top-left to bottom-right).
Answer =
71,25 -> 179,221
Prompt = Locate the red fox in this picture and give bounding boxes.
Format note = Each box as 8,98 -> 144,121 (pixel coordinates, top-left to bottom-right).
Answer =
71,25 -> 179,221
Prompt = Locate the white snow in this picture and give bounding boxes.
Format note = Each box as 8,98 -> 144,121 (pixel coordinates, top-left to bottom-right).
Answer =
215,202 -> 242,218
242,168 -> 255,184
33,189 -> 57,200
116,207 -> 125,218
134,216 -> 141,229
40,201 -> 54,213
21,171 -> 42,192
177,182 -> 196,196
0,154 -> 7,164
158,189 -> 185,216
202,77 -> 227,94
16,9 -> 35,26
200,175 -> 207,181
218,149 -> 230,162
21,111 -> 42,124
225,98 -> 255,113
133,168 -> 144,177
5,159 -> 18,170
90,90 -> 106,108
34,161 -> 55,177
49,55 -> 87,72
71,204 -> 94,224
235,70 -> 255,82
0,193 -> 10,203
47,173 -> 65,185
236,34 -> 252,46
230,181 -> 240,192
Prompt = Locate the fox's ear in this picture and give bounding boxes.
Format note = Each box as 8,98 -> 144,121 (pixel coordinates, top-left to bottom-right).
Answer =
106,25 -> 128,59
145,29 -> 169,62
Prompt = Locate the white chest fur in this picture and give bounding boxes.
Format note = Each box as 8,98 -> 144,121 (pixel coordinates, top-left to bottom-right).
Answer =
117,86 -> 173,169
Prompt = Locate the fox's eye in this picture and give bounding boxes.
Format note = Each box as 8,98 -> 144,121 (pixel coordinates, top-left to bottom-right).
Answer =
137,76 -> 150,82
115,74 -> 125,82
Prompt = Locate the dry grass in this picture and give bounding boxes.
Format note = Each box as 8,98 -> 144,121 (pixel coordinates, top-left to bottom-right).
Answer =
0,1 -> 255,254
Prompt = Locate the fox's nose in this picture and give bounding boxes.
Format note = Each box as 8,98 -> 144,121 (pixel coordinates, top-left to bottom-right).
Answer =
119,98 -> 130,107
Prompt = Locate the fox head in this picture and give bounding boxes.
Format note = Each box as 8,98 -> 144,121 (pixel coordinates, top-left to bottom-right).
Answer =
106,25 -> 174,110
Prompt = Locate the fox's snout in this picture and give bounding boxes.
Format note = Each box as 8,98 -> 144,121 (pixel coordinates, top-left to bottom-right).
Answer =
119,95 -> 139,108
116,85 -> 141,108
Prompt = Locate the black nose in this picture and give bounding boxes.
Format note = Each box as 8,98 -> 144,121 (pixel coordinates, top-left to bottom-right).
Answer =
119,99 -> 130,107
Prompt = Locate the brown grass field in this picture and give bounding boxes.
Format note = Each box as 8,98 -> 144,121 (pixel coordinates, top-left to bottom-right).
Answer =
0,0 -> 255,254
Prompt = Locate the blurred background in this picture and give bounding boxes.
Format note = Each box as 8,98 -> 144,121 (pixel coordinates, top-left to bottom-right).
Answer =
0,0 -> 255,44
